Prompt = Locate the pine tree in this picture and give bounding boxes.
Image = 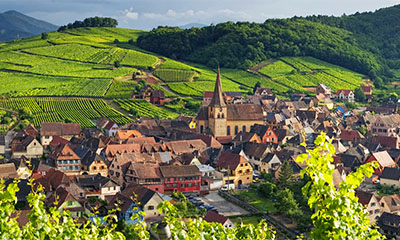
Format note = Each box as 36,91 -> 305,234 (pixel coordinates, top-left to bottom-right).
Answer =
276,160 -> 294,190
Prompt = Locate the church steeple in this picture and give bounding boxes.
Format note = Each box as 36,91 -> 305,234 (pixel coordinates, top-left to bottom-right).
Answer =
209,67 -> 226,107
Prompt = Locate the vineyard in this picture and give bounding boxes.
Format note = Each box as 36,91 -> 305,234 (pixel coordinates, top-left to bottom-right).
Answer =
114,99 -> 179,119
154,69 -> 196,82
105,80 -> 135,99
259,60 -> 296,78
257,57 -> 364,92
0,98 -> 131,128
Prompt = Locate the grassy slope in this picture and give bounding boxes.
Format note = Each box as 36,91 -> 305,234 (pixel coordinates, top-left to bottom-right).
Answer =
0,27 -> 369,126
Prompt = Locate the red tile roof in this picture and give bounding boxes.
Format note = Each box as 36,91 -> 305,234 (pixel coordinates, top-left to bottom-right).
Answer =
204,211 -> 229,225
216,151 -> 248,170
336,89 -> 353,96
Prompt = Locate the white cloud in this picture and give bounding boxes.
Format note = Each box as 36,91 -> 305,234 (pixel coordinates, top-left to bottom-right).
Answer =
124,8 -> 138,20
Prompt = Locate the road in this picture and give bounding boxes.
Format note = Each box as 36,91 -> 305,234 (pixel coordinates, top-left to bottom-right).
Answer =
198,191 -> 249,216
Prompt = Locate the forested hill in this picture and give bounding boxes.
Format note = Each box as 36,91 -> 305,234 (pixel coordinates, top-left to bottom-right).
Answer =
0,10 -> 58,42
136,19 -> 385,87
304,4 -> 400,70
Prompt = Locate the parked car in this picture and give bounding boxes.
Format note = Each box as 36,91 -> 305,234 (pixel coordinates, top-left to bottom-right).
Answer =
221,184 -> 235,191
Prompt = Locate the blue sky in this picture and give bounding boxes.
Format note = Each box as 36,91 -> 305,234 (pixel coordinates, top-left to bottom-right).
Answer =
1,0 -> 399,29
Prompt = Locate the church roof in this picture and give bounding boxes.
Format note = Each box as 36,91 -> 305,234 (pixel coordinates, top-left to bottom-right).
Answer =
209,68 -> 226,107
196,104 -> 264,121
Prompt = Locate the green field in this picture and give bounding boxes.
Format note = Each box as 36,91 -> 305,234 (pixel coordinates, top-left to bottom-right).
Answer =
114,99 -> 179,119
235,191 -> 277,213
154,69 -> 196,82
0,98 -> 131,128
257,57 -> 365,92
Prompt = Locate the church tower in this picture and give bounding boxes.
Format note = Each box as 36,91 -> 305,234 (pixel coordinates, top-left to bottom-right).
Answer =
208,68 -> 227,137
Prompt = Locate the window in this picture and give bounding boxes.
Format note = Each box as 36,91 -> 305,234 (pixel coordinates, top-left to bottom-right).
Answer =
188,184 -> 192,187
58,167 -> 62,170
180,184 -> 185,188
200,125 -> 204,133
371,202 -> 376,207
242,126 -> 246,132
235,126 -> 238,135
179,177 -> 183,181
93,166 -> 97,170
221,113 -> 224,118
172,184 -> 177,187
166,184 -> 170,187
368,210 -> 373,215
374,209 -> 380,214
218,113 -> 221,118
148,205 -> 155,210
227,126 -> 231,136
239,170 -> 242,174
194,182 -> 199,186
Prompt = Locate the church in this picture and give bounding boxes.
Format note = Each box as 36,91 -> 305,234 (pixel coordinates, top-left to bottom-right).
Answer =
195,69 -> 265,137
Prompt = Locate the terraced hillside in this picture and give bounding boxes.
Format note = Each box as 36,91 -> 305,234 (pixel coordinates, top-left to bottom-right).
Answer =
0,27 -> 368,128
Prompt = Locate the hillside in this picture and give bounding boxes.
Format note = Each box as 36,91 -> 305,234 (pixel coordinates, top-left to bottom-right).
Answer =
0,25 -> 374,129
0,10 -> 58,42
137,19 -> 382,86
304,4 -> 400,72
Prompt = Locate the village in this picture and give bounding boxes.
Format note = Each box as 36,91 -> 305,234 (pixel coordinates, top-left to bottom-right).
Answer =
0,69 -> 399,239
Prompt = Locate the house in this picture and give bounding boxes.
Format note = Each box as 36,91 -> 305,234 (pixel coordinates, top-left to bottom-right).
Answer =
46,187 -> 86,219
204,211 -> 235,228
339,130 -> 365,145
379,194 -> 400,215
355,190 -> 381,224
250,124 -> 278,144
364,151 -> 396,176
0,163 -> 18,179
76,175 -> 120,200
139,85 -> 153,101
196,69 -> 264,137
159,165 -> 201,193
261,153 -> 282,173
232,132 -> 261,144
380,168 -> 400,188
121,183 -> 164,220
96,118 -> 120,137
48,143 -> 81,175
316,84 -> 332,96
336,89 -> 355,102
371,136 -> 398,149
101,143 -> 141,161
125,162 -> 164,193
10,156 -> 31,179
116,130 -> 143,142
197,164 -> 223,191
361,85 -> 372,95
378,212 -> 400,239
150,90 -> 165,105
81,151 -> 108,176
11,135 -> 43,159
254,87 -> 273,96
371,115 -> 400,137
216,151 -> 253,188
243,142 -> 272,172
41,122 -> 81,146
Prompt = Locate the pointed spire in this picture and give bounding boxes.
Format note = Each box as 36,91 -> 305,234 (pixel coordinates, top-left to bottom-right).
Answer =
209,67 -> 226,107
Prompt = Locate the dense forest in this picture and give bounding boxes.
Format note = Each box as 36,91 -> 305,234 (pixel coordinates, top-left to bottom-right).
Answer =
304,5 -> 400,70
58,17 -> 118,32
137,5 -> 400,88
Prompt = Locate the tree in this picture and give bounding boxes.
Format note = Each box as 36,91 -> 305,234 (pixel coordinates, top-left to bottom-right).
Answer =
276,160 -> 294,190
258,181 -> 276,198
276,188 -> 300,218
354,87 -> 366,102
253,81 -> 261,94
296,133 -> 383,239
41,32 -> 48,40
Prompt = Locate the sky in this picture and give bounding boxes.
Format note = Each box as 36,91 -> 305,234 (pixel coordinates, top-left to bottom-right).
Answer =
1,0 -> 400,29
